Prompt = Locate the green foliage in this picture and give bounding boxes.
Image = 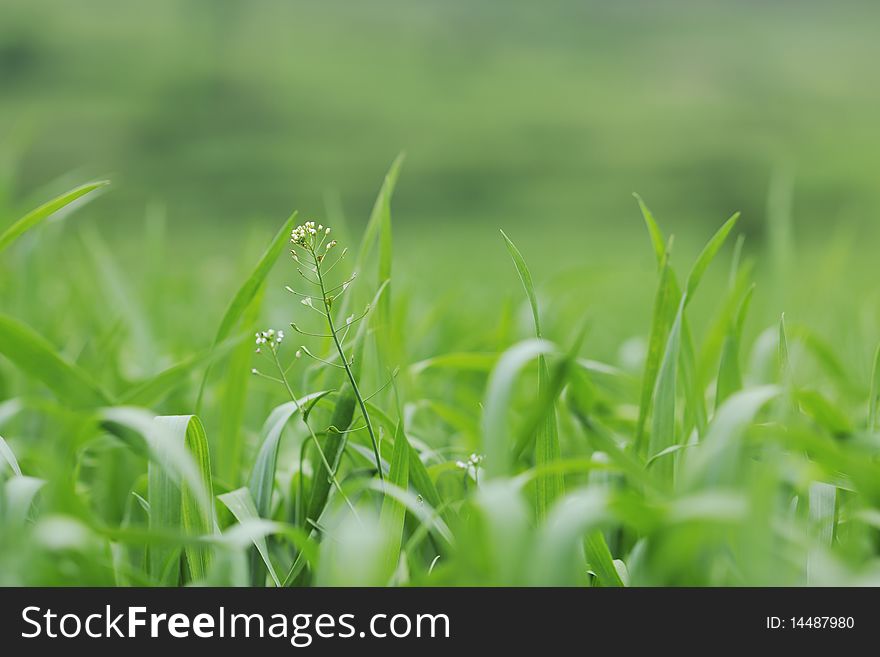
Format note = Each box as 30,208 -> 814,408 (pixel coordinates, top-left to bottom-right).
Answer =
3,170 -> 880,590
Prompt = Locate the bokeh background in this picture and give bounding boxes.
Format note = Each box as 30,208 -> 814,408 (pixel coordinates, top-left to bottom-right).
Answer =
2,0 -> 879,359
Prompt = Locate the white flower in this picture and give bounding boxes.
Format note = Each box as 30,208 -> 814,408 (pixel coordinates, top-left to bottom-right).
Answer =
295,350 -> 302,359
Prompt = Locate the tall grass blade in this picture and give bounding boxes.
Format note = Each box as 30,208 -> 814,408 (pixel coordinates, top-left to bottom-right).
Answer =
379,420 -> 411,581
218,487 -> 281,587
0,435 -> 21,476
500,230 -> 563,519
196,212 -> 298,409
0,314 -> 111,408
0,180 -> 108,255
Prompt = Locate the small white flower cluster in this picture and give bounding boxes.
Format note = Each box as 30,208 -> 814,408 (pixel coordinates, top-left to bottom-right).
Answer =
456,453 -> 484,471
254,328 -> 284,352
291,221 -> 331,248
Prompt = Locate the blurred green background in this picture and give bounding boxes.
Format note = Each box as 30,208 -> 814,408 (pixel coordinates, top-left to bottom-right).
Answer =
2,0 -> 879,357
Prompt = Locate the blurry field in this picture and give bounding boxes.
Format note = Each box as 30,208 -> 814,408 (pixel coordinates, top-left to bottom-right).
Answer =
2,1 -> 880,586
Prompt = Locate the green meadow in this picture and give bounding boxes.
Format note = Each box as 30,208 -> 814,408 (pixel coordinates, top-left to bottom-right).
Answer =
2,1 -> 880,586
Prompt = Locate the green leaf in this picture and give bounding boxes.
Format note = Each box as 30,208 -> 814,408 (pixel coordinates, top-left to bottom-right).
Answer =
797,390 -> 853,437
482,338 -> 557,480
500,229 -> 563,519
635,238 -> 676,454
81,225 -> 158,376
682,385 -> 779,489
0,314 -> 111,408
779,313 -> 790,380
409,352 -> 498,376
633,193 -> 666,266
214,214 -> 297,345
650,297 -> 685,484
249,392 -> 333,520
0,180 -> 109,254
4,475 -> 45,525
196,212 -> 298,409
154,415 -> 215,582
869,344 -> 880,432
0,434 -> 21,476
715,285 -> 755,409
101,408 -> 214,584
119,336 -> 244,407
530,489 -> 610,585
684,212 -> 740,302
379,420 -> 411,581
584,531 -> 625,587
218,487 -> 281,587
500,230 -> 542,337
215,289 -> 264,482
807,481 -> 836,584
355,154 -> 404,274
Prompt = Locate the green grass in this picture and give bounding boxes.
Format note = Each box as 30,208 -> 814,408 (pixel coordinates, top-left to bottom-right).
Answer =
2,163 -> 880,587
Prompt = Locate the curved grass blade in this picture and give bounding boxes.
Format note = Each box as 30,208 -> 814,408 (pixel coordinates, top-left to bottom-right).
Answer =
0,434 -> 21,476
250,391 -> 333,519
101,408 -> 214,584
584,531 -> 624,587
482,338 -> 556,480
0,314 -> 111,408
635,237 -> 676,454
154,415 -> 215,582
681,385 -> 779,490
0,180 -> 109,255
218,487 -> 281,587
633,193 -> 666,266
684,213 -> 741,302
4,475 -> 45,525
500,230 -> 563,518
379,419 -> 410,581
196,212 -> 298,409
119,335 -> 245,407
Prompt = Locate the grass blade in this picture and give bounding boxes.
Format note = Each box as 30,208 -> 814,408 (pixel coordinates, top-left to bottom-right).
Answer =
0,434 -> 22,476
482,338 -> 556,480
649,297 -> 685,484
584,531 -> 624,587
684,213 -> 740,301
0,314 -> 111,408
154,415 -> 215,582
218,487 -> 281,587
0,180 -> 108,254
633,193 -> 666,266
196,212 -> 298,409
500,229 -> 563,518
379,419 -> 411,581
635,237 -> 676,454
869,344 -> 880,432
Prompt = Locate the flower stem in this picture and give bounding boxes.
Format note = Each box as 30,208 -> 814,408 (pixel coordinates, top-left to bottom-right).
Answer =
313,250 -> 385,481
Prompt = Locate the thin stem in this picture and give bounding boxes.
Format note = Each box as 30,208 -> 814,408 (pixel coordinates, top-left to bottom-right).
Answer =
269,347 -> 358,517
312,248 -> 384,481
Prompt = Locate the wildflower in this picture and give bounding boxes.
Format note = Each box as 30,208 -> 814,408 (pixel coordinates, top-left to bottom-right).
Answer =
291,221 -> 334,252
255,329 -> 284,351
251,368 -> 258,375
295,349 -> 302,359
